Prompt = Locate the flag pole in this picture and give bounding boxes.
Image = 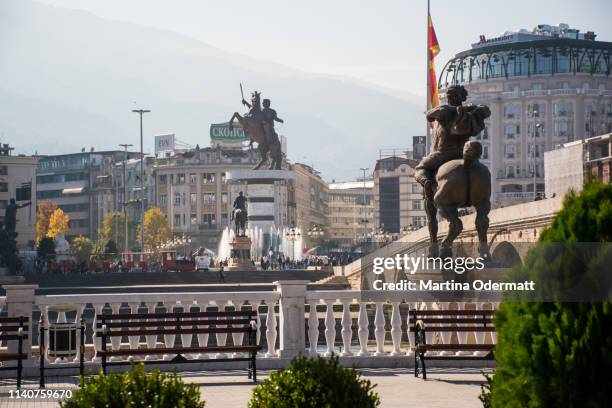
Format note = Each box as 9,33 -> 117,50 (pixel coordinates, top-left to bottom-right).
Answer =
426,0 -> 431,154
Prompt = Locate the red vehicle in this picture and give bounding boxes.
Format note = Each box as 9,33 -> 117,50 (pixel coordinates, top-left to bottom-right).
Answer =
160,250 -> 194,272
120,252 -> 154,272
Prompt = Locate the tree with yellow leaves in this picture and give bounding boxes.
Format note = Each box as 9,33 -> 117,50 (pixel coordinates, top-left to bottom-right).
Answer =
137,208 -> 171,251
99,211 -> 127,252
47,208 -> 70,239
36,201 -> 58,243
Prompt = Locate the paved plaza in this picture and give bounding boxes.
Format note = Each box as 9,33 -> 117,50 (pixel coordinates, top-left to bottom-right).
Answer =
0,368 -> 490,408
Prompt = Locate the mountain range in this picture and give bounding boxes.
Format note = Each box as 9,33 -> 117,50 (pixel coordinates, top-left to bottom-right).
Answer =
0,0 -> 424,180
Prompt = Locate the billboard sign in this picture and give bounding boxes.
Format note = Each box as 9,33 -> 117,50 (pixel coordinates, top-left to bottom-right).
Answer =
155,134 -> 175,153
210,122 -> 248,143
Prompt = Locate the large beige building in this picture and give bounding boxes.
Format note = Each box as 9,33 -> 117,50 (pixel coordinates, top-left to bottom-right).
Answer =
544,132 -> 611,198
289,163 -> 329,247
0,144 -> 38,250
373,156 -> 426,235
154,146 -> 260,249
328,180 -> 374,247
438,23 -> 612,207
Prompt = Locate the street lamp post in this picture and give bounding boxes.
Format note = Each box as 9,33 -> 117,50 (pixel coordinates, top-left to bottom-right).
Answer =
359,167 -> 369,249
119,143 -> 133,252
285,226 -> 301,265
132,109 -> 150,254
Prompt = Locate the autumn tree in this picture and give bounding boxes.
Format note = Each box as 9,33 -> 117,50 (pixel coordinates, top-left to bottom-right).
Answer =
71,235 -> 93,267
137,208 -> 171,251
99,211 -> 126,252
36,201 -> 58,243
47,208 -> 70,238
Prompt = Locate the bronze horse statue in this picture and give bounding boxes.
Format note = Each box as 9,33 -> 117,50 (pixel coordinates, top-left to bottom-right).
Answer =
229,91 -> 282,170
434,141 -> 491,259
231,208 -> 248,237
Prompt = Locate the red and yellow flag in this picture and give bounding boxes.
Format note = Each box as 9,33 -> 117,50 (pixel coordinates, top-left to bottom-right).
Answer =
428,14 -> 440,110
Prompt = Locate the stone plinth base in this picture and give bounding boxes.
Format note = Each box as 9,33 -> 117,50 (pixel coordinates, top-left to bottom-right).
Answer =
226,236 -> 256,271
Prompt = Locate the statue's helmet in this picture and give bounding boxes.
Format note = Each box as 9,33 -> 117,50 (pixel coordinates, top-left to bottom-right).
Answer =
446,85 -> 468,103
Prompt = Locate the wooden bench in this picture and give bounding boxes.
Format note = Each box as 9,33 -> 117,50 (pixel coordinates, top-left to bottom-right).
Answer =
96,310 -> 260,381
410,309 -> 495,379
0,316 -> 29,388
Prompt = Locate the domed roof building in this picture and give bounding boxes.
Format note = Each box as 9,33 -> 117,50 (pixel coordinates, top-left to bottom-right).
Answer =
439,24 -> 612,207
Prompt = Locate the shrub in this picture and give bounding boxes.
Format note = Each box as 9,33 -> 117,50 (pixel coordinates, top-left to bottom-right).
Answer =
486,182 -> 612,407
61,363 -> 205,408
249,355 -> 380,408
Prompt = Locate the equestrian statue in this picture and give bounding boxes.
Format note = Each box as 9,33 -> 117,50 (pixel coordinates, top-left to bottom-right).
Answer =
229,85 -> 283,170
231,191 -> 248,237
414,85 -> 492,259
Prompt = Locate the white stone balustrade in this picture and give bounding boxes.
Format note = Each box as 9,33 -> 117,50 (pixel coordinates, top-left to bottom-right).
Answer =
0,283 -> 498,373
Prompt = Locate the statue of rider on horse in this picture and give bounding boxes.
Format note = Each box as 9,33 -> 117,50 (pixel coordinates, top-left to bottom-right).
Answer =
231,191 -> 248,237
229,85 -> 284,170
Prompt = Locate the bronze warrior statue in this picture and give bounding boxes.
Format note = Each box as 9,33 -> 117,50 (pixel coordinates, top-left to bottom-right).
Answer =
414,85 -> 491,257
229,89 -> 283,170
231,191 -> 248,237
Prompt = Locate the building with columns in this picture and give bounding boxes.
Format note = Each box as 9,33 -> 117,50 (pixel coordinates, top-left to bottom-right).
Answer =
153,145 -> 261,249
438,23 -> 612,207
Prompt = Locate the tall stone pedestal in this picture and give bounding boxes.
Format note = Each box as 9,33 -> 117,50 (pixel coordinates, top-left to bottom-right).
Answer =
226,236 -> 256,271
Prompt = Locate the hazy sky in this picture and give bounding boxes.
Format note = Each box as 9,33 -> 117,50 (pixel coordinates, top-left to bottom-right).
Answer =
26,0 -> 612,96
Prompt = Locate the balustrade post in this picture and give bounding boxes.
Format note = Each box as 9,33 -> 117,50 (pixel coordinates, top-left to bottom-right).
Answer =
231,300 -> 244,357
474,302 -> 486,356
340,299 -> 353,356
307,300 -> 319,356
91,303 -> 105,362
405,302 -> 414,356
373,302 -> 385,356
196,301 -> 209,359
144,302 -> 157,360
264,299 -> 277,358
439,302 -> 453,356
274,281 -> 307,359
390,301 -> 402,356
72,304 -> 86,363
127,302 -> 140,360
357,302 -> 370,356
456,302 -> 469,355
3,285 -> 38,366
323,299 -> 336,357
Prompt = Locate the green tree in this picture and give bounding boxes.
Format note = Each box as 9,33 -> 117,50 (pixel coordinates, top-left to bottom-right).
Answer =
99,211 -> 126,253
71,236 -> 93,267
105,239 -> 118,254
487,182 -> 612,407
37,237 -> 56,261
